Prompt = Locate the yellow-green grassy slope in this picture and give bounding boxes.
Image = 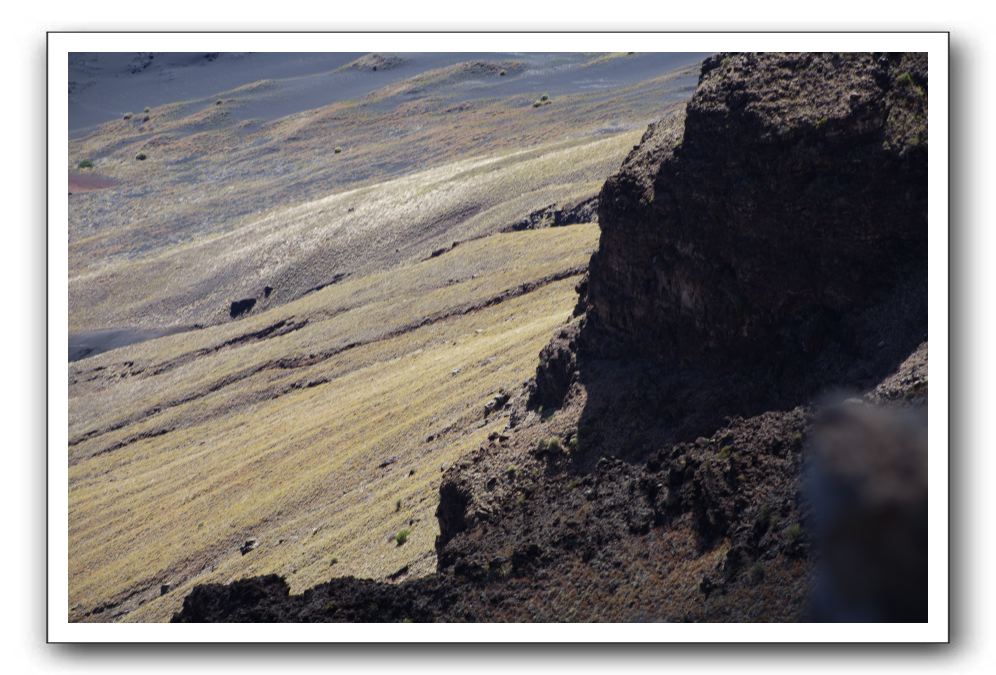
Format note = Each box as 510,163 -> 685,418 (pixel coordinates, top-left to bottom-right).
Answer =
69,224 -> 599,622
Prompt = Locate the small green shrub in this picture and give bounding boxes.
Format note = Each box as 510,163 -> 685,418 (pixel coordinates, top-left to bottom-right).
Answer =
749,562 -> 765,583
786,522 -> 804,546
896,71 -> 925,96
144,107 -> 151,113
539,94 -> 549,102
499,69 -> 507,77
334,146 -> 343,154
537,437 -> 563,454
122,112 -> 132,120
135,153 -> 147,161
718,444 -> 734,460
77,159 -> 94,169
395,529 -> 410,546
216,99 -> 223,106
330,557 -> 339,566
395,498 -> 402,512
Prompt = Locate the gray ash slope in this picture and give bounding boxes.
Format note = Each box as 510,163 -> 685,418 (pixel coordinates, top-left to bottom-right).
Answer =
70,52 -> 707,135
174,53 -> 928,623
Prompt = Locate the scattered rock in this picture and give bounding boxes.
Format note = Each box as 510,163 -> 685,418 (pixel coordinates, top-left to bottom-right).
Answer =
229,298 -> 256,319
483,390 -> 510,417
503,196 -> 599,233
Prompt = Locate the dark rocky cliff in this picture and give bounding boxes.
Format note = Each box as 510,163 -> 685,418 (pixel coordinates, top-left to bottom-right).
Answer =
586,52 -> 926,362
174,53 -> 929,623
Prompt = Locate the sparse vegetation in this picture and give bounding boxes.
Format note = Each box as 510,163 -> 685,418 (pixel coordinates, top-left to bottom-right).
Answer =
395,529 -> 410,546
334,146 -> 342,154
758,503 -> 773,527
144,107 -> 151,113
895,71 -> 925,97
77,159 -> 94,169
749,562 -> 765,583
718,444 -> 734,460
135,153 -> 147,161
330,557 -> 339,566
536,436 -> 563,454
395,498 -> 402,512
785,522 -> 804,546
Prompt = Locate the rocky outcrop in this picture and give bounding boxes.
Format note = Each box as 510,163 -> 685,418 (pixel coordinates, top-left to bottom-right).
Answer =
582,53 -> 927,365
502,196 -> 600,233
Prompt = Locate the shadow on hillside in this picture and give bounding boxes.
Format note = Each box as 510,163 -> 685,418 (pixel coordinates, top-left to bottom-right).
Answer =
560,271 -> 928,474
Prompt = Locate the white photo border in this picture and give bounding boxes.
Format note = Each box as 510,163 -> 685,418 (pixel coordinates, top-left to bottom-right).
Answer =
47,31 -> 949,643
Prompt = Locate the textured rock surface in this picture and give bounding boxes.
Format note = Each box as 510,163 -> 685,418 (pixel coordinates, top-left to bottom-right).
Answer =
584,52 -> 927,364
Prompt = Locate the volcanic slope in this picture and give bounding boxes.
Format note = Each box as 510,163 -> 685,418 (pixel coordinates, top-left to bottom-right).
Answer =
68,52 -> 705,622
70,223 -> 601,623
172,52 -> 929,624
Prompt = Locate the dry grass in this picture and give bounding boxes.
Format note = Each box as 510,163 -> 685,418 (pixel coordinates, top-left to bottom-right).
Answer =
68,224 -> 600,622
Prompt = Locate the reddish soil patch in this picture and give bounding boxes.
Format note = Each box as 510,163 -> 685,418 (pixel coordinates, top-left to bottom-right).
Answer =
69,171 -> 118,193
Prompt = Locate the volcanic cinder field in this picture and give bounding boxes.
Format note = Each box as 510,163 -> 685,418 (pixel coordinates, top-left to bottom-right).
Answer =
67,51 -> 705,622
